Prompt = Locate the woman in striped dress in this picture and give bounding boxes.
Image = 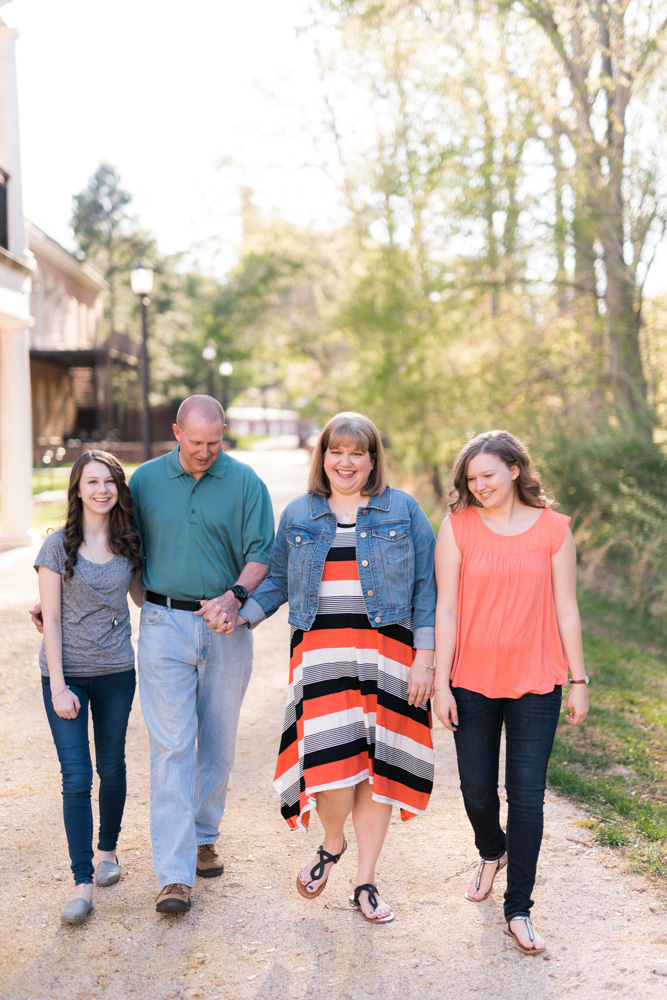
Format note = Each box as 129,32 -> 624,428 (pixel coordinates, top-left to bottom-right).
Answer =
238,413 -> 436,923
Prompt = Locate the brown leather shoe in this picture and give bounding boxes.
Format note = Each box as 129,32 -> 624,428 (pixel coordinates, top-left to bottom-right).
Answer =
196,843 -> 224,878
155,883 -> 191,913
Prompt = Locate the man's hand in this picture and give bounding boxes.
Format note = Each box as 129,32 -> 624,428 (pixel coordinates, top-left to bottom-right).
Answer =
29,604 -> 44,634
195,591 -> 241,634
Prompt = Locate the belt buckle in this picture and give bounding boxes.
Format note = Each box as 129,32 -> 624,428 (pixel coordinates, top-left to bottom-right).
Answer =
166,596 -> 172,609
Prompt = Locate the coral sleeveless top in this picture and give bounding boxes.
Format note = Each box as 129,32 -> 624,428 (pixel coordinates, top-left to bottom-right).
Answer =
449,506 -> 571,698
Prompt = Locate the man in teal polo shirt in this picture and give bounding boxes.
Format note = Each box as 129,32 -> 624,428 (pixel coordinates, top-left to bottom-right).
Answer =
130,394 -> 274,913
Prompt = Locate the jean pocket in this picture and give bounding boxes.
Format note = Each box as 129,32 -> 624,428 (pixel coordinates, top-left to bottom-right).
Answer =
140,606 -> 167,626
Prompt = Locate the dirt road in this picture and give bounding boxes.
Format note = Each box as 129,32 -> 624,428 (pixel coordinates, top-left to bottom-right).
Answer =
0,449 -> 664,1000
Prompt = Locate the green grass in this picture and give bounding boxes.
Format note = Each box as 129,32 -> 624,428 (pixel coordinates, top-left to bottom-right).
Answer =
32,501 -> 67,537
31,466 -> 72,494
548,588 -> 667,882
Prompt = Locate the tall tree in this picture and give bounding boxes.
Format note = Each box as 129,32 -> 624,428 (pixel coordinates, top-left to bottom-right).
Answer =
71,163 -> 153,334
502,0 -> 667,427
317,0 -> 667,432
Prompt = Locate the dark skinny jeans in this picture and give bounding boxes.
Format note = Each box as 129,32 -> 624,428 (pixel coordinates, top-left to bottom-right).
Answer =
42,669 -> 136,885
452,685 -> 562,921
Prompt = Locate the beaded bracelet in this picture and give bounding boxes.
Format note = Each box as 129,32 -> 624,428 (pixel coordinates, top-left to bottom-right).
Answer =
51,685 -> 70,702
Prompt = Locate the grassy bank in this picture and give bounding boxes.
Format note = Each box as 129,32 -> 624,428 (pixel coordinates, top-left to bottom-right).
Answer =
548,588 -> 667,882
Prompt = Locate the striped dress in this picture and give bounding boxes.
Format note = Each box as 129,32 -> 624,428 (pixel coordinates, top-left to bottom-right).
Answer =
273,522 -> 434,831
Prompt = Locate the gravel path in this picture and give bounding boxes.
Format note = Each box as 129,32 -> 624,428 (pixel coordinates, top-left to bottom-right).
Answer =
0,449 -> 664,1000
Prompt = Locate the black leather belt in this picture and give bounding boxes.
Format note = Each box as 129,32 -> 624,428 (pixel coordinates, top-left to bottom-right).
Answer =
146,591 -> 203,613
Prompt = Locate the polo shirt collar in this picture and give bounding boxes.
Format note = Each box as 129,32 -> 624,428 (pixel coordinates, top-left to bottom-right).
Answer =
166,445 -> 229,480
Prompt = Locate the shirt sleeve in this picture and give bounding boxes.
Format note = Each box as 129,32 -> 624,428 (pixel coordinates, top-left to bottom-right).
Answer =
449,510 -> 466,552
550,510 -> 571,555
129,469 -> 144,539
34,531 -> 65,575
241,477 -> 275,564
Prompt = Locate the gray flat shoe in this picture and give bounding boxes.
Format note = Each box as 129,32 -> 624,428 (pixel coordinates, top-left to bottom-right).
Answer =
95,858 -> 121,887
61,897 -> 94,924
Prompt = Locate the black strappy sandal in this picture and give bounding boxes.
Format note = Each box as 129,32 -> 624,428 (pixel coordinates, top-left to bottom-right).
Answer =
504,915 -> 546,954
296,838 -> 347,898
351,883 -> 395,923
465,852 -> 508,902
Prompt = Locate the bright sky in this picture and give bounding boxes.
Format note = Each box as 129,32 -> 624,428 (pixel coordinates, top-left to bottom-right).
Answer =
11,0 -> 343,271
7,1 -> 666,293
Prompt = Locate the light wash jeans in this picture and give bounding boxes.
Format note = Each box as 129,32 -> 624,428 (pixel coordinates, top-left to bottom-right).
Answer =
138,602 -> 253,888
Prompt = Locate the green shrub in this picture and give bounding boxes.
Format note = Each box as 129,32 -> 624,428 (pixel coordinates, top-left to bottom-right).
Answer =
540,426 -> 667,619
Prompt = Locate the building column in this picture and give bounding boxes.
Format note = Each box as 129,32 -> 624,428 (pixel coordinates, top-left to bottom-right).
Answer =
0,322 -> 35,548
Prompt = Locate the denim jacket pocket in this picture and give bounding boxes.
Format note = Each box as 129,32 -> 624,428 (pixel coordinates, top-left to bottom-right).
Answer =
286,525 -> 318,605
368,520 -> 412,611
370,521 -> 411,560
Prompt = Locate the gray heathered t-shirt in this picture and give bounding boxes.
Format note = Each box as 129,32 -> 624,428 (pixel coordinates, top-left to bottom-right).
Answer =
34,529 -> 135,677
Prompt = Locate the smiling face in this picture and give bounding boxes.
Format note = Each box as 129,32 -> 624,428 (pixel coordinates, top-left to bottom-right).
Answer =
77,460 -> 119,517
466,451 -> 519,509
323,438 -> 374,497
173,413 -> 226,478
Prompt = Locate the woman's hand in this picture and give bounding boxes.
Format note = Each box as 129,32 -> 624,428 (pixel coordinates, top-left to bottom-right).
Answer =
407,657 -> 434,706
433,688 -> 459,731
52,687 -> 81,720
565,684 -> 589,725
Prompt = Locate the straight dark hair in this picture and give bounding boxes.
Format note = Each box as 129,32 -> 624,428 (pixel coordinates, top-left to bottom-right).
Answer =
63,450 -> 143,579
449,430 -> 551,512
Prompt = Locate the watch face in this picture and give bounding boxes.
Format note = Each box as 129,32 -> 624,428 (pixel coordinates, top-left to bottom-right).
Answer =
232,585 -> 248,602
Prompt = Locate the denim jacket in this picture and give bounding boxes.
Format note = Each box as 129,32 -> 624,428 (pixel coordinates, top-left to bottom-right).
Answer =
242,487 -> 436,648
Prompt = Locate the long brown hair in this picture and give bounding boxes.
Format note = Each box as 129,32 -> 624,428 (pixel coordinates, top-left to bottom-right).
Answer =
307,412 -> 389,497
63,450 -> 143,579
449,430 -> 551,512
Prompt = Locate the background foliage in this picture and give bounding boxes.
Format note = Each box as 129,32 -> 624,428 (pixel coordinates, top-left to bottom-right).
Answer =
70,3 -> 667,624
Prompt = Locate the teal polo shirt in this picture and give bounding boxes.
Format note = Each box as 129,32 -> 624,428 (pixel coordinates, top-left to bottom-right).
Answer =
129,446 -> 274,601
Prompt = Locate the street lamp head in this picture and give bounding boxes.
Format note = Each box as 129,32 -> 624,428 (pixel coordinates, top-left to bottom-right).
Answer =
130,260 -> 154,296
219,360 -> 233,377
202,341 -> 217,362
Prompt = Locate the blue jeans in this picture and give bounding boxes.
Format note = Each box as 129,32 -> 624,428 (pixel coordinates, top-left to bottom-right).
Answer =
42,669 -> 136,885
452,685 -> 562,921
138,603 -> 253,888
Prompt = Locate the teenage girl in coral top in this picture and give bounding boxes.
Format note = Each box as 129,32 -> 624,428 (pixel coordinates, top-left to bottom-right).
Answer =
433,430 -> 588,955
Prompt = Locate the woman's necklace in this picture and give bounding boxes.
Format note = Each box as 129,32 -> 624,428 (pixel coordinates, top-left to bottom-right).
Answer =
82,534 -> 111,564
330,496 -> 364,524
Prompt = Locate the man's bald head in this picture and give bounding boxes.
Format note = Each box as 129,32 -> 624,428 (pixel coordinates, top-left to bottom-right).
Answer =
173,395 -> 227,479
176,394 -> 225,429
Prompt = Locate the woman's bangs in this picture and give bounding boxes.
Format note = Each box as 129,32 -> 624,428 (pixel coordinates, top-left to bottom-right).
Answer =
327,427 -> 371,454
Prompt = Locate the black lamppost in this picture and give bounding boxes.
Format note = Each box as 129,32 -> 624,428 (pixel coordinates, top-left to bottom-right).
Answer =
130,261 -> 154,463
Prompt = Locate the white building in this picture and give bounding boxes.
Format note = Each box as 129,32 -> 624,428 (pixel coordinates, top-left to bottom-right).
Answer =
0,0 -> 35,548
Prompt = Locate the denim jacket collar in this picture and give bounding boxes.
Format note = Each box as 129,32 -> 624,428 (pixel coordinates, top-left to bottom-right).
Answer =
309,487 -> 391,520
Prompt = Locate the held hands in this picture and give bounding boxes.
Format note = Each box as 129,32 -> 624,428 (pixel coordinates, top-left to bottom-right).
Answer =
52,687 -> 81,720
565,684 -> 589,725
195,591 -> 242,635
433,688 -> 459,731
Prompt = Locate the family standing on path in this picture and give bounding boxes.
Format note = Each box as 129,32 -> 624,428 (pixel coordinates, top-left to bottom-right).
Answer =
32,396 -> 589,956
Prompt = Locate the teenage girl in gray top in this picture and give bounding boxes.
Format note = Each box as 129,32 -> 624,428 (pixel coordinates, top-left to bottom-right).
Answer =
35,450 -> 143,924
